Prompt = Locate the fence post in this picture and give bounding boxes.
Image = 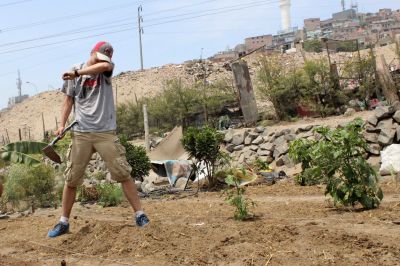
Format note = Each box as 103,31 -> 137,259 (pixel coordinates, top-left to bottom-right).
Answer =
143,104 -> 150,152
18,129 -> 22,141
5,129 -> 10,144
42,113 -> 46,140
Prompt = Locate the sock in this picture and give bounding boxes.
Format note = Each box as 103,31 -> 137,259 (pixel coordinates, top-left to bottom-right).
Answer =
59,216 -> 69,224
135,211 -> 144,218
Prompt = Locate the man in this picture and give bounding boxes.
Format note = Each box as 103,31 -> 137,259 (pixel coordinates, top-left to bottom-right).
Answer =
48,41 -> 149,238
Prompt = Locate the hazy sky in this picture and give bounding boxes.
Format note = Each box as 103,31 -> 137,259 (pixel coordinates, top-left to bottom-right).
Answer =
0,0 -> 398,109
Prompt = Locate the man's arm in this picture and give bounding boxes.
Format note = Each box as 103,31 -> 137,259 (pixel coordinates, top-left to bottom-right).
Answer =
55,95 -> 74,136
62,62 -> 113,80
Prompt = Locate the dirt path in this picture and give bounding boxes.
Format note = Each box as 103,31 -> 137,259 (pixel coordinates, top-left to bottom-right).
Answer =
1,181 -> 400,266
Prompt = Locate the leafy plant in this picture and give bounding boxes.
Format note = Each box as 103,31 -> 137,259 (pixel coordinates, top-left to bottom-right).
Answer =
119,135 -> 151,181
96,183 -> 123,207
1,141 -> 47,167
289,119 -> 383,209
76,185 -> 100,203
251,158 -> 271,172
181,126 -> 224,187
303,39 -> 323,53
223,170 -> 255,220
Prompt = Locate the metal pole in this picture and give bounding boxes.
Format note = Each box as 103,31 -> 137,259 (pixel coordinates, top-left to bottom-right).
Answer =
138,5 -> 144,71
143,104 -> 150,152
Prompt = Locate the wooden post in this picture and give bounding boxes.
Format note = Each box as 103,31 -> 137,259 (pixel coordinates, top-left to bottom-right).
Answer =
5,129 -> 10,144
231,61 -> 259,125
18,129 -> 22,141
143,104 -> 150,152
28,128 -> 31,140
41,113 -> 46,139
2,135 -> 5,145
377,55 -> 399,104
115,84 -> 118,107
55,117 -> 58,130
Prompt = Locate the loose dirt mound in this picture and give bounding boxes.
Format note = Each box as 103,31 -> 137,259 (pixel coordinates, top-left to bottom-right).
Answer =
1,180 -> 400,265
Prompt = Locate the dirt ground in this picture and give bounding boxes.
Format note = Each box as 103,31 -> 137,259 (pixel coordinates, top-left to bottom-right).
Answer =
0,178 -> 400,266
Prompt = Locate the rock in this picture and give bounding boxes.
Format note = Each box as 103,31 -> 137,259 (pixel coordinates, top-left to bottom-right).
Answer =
367,115 -> 378,126
233,145 -> 244,151
364,124 -> 380,133
0,214 -> 9,220
255,126 -> 265,133
258,156 -> 274,164
135,180 -> 142,192
378,128 -> 396,146
366,144 -> 381,155
375,106 -> 394,120
244,136 -> 253,145
175,178 -> 189,189
393,110 -> 400,123
260,142 -> 275,151
250,145 -> 259,151
367,156 -> 381,168
273,142 -> 289,158
296,125 -> 313,133
397,127 -> 400,142
285,134 -> 296,142
344,108 -> 356,117
274,135 -> 286,145
252,136 -> 264,145
296,131 -> 313,139
392,101 -> 400,111
275,156 -> 285,167
226,144 -> 235,153
257,149 -> 272,157
238,153 -> 245,164
231,133 -> 245,145
363,132 -> 379,143
224,129 -> 234,143
243,150 -> 256,160
377,119 -> 394,131
282,154 -> 295,168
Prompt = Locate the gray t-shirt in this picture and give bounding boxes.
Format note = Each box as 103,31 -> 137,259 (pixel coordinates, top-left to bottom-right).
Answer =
61,63 -> 116,132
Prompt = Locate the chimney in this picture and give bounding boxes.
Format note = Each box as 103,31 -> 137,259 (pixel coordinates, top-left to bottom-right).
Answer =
280,0 -> 291,32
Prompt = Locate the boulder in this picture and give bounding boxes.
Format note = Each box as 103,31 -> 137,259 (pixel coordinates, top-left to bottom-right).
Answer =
364,124 -> 380,133
296,125 -> 313,133
226,144 -> 235,153
260,142 -> 275,151
344,108 -> 356,117
282,154 -> 295,168
224,129 -> 234,143
258,156 -> 274,164
363,132 -> 379,143
367,156 -> 381,169
393,110 -> 400,123
376,119 -> 394,131
392,101 -> 400,111
238,153 -> 245,164
257,149 -> 272,157
274,135 -> 286,145
252,136 -> 264,145
243,150 -> 256,160
284,134 -> 296,142
275,129 -> 290,138
378,128 -> 396,146
367,115 -> 378,126
296,131 -> 314,139
233,145 -> 244,151
366,144 -> 381,155
231,133 -> 245,145
375,106 -> 394,120
250,145 -> 259,151
397,126 -> 400,142
275,156 -> 285,167
273,142 -> 289,158
244,136 -> 253,145
255,126 -> 265,133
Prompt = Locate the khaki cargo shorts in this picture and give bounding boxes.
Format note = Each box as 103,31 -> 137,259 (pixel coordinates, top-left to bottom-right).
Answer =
64,131 -> 132,187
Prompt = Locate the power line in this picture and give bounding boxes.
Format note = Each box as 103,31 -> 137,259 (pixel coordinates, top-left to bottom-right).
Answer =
144,0 -> 218,16
0,0 -> 32,8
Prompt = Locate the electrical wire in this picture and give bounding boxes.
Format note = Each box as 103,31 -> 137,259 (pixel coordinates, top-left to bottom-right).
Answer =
0,0 -> 32,8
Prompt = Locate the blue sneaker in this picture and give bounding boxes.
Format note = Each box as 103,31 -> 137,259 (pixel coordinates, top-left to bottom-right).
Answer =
136,214 -> 149,227
48,222 -> 69,238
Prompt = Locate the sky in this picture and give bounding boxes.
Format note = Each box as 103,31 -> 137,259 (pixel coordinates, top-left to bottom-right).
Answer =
0,0 -> 398,109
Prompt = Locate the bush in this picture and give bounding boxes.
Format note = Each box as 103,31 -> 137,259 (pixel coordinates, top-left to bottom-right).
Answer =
96,183 -> 123,207
289,119 -> 383,209
119,135 -> 151,181
303,39 -> 323,53
4,164 -> 56,209
181,126 -> 224,187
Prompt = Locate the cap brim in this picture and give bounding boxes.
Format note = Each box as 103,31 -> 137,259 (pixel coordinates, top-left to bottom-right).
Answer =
96,52 -> 112,63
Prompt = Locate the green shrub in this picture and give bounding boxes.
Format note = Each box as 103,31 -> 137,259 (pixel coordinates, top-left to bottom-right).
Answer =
303,39 -> 323,53
223,170 -> 255,220
289,119 -> 383,209
119,135 -> 151,181
76,185 -> 100,203
4,164 -> 56,209
181,126 -> 224,187
96,183 -> 123,207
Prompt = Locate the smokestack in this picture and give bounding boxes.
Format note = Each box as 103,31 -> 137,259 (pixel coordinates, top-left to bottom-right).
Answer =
280,0 -> 291,32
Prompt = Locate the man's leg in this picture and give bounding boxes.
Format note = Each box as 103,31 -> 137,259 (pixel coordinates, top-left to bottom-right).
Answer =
121,179 -> 142,212
61,185 -> 77,218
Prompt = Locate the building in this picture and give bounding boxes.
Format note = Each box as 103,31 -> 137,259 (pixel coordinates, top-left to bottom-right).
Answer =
8,95 -> 29,107
304,18 -> 321,31
244,35 -> 273,51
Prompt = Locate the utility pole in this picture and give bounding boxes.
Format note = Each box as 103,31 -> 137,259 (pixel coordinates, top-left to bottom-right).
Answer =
138,5 -> 144,71
341,0 -> 345,11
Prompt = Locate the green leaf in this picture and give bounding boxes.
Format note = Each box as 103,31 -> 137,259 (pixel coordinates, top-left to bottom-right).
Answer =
3,141 -> 47,154
1,151 -> 42,167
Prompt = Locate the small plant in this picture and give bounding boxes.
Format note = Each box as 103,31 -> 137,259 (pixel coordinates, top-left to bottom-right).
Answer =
223,170 -> 255,221
96,183 -> 123,207
181,126 -> 224,187
119,135 -> 151,181
76,185 -> 100,203
289,119 -> 383,209
251,158 -> 271,173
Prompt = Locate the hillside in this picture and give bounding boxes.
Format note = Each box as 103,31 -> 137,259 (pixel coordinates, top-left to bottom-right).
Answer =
0,44 -> 397,143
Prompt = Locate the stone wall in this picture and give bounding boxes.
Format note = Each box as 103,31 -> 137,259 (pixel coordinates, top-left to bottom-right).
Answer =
223,105 -> 400,170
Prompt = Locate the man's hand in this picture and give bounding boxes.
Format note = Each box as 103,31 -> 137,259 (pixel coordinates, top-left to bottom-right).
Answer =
62,71 -> 77,80
55,126 -> 65,138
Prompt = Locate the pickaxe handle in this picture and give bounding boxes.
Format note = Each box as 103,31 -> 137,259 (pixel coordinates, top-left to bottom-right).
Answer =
50,121 -> 78,146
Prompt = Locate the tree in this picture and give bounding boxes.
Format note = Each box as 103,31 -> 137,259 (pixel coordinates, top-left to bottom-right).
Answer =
303,39 -> 323,53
